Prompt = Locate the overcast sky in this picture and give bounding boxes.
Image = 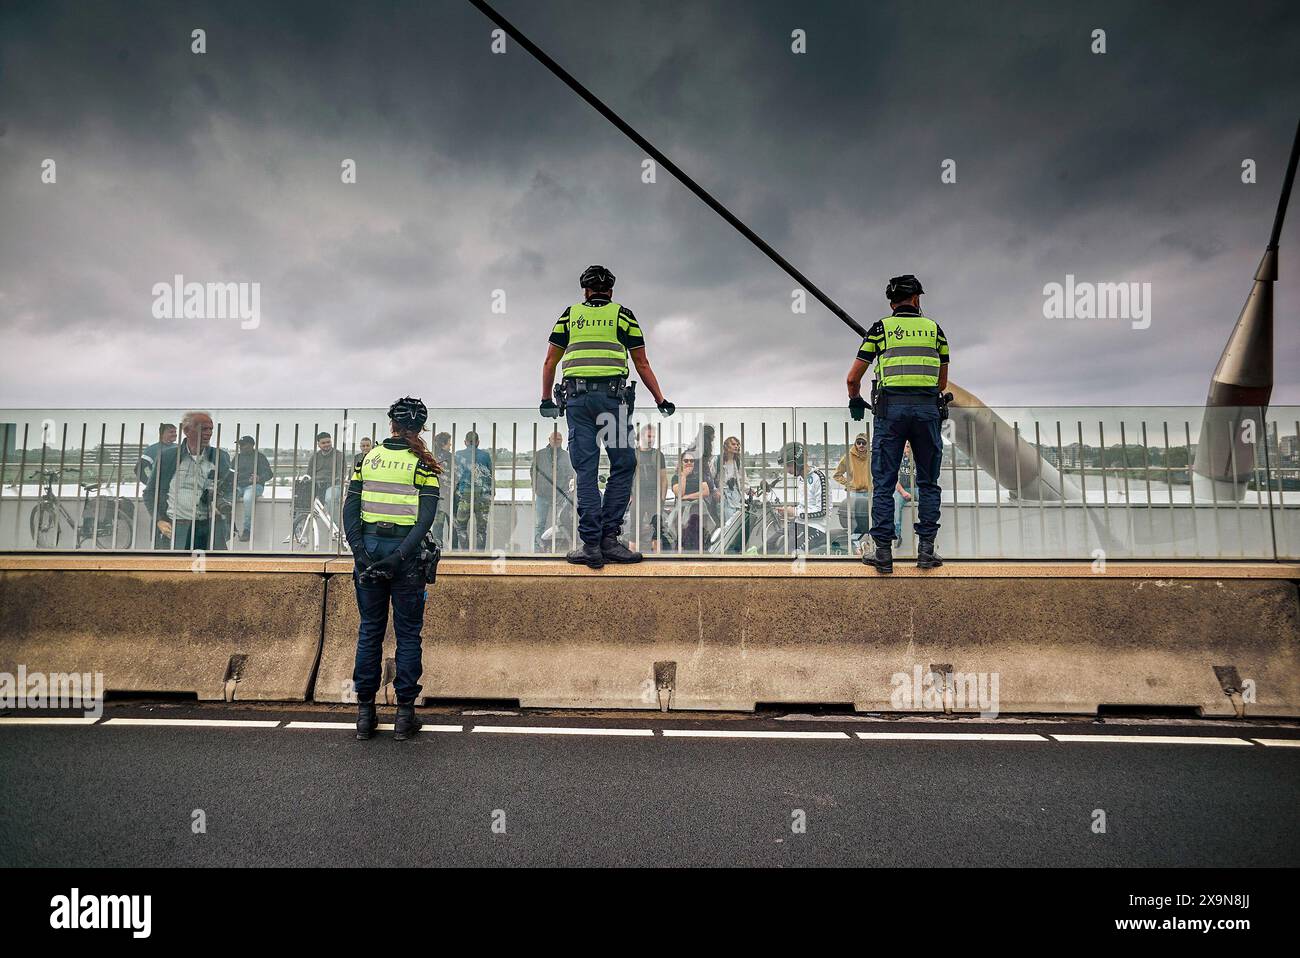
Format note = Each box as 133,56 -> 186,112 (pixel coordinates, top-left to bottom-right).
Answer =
1,0 -> 1298,412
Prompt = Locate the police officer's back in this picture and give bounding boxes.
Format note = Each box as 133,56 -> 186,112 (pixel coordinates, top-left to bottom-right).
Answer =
342,397 -> 441,740
846,275 -> 950,573
539,265 -> 675,569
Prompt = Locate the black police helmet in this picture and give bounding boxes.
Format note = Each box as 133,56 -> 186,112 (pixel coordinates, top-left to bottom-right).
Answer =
885,274 -> 925,303
580,264 -> 616,292
388,396 -> 428,431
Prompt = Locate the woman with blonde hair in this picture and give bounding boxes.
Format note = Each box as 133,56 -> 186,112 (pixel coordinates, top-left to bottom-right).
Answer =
718,436 -> 745,525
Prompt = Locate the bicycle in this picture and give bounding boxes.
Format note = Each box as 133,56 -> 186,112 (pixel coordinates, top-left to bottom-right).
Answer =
285,476 -> 344,551
27,469 -> 135,549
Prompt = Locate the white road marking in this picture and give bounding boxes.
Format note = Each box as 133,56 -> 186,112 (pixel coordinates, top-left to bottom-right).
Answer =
1049,734 -> 1252,746
0,716 -> 1283,748
855,732 -> 1048,742
101,718 -> 281,728
377,724 -> 463,733
663,729 -> 851,739
472,725 -> 653,736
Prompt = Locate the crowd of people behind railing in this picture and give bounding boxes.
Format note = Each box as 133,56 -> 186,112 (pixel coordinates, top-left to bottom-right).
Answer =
131,412 -> 356,551
524,422 -> 918,557
122,410 -> 919,556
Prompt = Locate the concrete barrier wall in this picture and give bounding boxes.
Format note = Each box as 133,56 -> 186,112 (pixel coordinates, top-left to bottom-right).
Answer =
1,556 -> 1296,716
315,560 -> 1300,718
0,560 -> 326,701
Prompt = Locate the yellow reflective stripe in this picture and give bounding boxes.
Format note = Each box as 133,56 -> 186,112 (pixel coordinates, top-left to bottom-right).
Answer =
363,493 -> 418,506
880,369 -> 940,381
880,361 -> 940,374
564,366 -> 628,377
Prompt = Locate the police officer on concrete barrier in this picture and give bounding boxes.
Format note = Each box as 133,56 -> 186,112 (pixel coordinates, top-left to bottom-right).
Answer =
342,397 -> 441,740
847,274 -> 950,573
540,265 -> 675,569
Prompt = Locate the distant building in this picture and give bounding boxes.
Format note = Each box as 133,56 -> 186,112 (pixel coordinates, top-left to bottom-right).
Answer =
1280,435 -> 1298,465
1035,442 -> 1101,469
90,442 -> 146,477
0,423 -> 15,459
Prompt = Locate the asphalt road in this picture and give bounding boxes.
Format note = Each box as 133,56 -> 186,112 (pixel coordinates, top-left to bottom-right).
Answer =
2,705 -> 1297,867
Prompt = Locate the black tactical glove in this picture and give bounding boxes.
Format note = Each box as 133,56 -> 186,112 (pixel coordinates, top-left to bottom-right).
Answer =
368,550 -> 406,579
849,396 -> 869,421
540,398 -> 560,418
657,400 -> 676,417
352,548 -> 375,573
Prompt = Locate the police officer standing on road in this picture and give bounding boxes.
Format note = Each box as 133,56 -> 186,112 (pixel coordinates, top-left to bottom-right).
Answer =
540,265 -> 675,569
343,397 -> 441,740
847,275 -> 950,573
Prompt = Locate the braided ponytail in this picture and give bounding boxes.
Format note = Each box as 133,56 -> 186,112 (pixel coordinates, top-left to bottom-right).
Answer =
393,425 -> 442,474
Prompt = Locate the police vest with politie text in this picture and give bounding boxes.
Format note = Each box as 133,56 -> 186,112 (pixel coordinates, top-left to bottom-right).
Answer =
353,438 -> 443,586
355,441 -> 439,526
860,306 -> 950,394
559,300 -> 636,379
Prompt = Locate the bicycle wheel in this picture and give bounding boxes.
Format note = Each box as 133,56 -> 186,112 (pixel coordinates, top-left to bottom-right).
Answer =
292,512 -> 312,547
92,501 -> 135,550
30,501 -> 62,547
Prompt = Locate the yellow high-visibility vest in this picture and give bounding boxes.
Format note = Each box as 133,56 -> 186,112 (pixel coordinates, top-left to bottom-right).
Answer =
354,442 -> 438,525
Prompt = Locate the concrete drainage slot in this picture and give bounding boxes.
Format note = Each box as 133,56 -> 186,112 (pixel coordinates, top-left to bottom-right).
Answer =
102,690 -> 198,703
754,702 -> 856,717
423,698 -> 521,711
1096,704 -> 1203,719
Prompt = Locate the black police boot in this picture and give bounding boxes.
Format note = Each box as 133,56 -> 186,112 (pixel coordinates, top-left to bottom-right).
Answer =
355,701 -> 378,741
917,539 -> 944,569
600,536 -> 642,564
393,703 -> 423,741
862,541 -> 893,573
566,541 -> 605,569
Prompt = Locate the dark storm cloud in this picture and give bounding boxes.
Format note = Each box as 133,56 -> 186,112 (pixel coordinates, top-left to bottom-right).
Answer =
0,0 -> 1298,411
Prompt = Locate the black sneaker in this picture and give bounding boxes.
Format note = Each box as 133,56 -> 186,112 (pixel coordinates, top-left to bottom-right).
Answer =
917,540 -> 944,569
600,536 -> 642,563
862,542 -> 893,573
393,704 -> 423,741
566,542 -> 605,569
355,702 -> 378,740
